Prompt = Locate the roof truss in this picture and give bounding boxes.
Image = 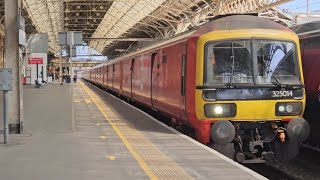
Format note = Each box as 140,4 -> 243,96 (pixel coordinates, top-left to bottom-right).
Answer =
0,0 -> 292,54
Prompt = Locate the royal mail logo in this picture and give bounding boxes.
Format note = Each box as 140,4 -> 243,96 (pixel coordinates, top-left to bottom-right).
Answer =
28,58 -> 43,64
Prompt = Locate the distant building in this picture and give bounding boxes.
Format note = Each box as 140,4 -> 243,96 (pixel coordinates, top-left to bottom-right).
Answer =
292,12 -> 320,24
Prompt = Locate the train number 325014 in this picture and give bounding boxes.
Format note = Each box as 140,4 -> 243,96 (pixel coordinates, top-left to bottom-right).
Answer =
272,90 -> 293,97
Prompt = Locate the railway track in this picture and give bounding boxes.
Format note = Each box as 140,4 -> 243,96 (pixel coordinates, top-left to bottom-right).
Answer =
245,163 -> 296,180
301,143 -> 320,153
247,144 -> 320,180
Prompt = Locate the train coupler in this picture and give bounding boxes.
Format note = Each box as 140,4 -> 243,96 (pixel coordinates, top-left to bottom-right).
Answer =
278,129 -> 286,143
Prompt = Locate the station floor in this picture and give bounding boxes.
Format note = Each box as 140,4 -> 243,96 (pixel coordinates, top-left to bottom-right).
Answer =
0,80 -> 266,180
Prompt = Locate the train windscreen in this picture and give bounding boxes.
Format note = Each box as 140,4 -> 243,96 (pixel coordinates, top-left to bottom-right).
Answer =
205,40 -> 253,84
205,39 -> 301,86
256,40 -> 301,85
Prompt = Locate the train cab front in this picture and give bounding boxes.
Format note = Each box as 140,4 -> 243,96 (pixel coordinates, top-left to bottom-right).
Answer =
195,30 -> 310,163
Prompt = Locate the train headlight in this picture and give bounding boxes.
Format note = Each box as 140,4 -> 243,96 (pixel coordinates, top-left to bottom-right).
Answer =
286,105 -> 293,113
275,102 -> 302,116
204,104 -> 236,118
214,106 -> 223,115
278,105 -> 285,112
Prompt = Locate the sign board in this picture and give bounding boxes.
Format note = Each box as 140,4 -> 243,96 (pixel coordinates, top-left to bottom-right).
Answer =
72,31 -> 83,45
19,29 -> 26,46
58,32 -> 67,45
18,15 -> 25,31
0,68 -> 12,91
58,31 -> 83,46
28,58 -> 43,64
18,15 -> 26,46
26,34 -> 49,53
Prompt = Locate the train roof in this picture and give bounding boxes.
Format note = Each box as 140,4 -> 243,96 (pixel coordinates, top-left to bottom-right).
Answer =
195,15 -> 291,34
291,21 -> 320,37
93,15 -> 291,69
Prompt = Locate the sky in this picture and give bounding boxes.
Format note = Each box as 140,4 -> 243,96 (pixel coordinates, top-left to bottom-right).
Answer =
58,45 -> 108,61
279,0 -> 320,12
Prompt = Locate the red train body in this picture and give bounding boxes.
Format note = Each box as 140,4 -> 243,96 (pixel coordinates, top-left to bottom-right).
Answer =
86,30 -> 207,141
294,21 -> 320,145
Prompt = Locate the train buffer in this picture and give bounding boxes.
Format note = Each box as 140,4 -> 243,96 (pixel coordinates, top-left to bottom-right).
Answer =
0,80 -> 266,180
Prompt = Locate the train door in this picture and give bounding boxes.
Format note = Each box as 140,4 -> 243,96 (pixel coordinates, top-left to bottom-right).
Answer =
103,66 -> 106,86
130,58 -> 135,98
106,66 -> 109,88
102,67 -> 104,84
151,52 -> 159,106
180,44 -> 188,120
99,67 -> 102,84
111,64 -> 116,90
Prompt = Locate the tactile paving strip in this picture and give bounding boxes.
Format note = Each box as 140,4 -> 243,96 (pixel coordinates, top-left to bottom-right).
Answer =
79,81 -> 193,180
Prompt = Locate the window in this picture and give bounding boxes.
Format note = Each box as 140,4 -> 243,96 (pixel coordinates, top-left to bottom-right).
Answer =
205,40 -> 253,84
256,40 -> 300,85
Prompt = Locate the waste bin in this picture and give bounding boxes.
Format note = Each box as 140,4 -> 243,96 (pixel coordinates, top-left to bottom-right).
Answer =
66,75 -> 71,83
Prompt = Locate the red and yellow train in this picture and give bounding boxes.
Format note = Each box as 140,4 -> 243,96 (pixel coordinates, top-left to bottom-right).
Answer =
82,15 -> 310,163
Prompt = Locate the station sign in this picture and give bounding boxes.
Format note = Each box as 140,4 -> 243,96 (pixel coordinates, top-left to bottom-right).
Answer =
0,68 -> 12,91
58,31 -> 83,46
26,34 -> 49,53
28,58 -> 43,64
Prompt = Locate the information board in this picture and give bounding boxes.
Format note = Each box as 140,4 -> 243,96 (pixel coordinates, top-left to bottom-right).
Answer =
28,58 -> 43,64
0,68 -> 12,91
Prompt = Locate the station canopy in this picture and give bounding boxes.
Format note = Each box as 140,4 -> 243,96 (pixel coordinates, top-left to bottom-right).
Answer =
17,0 -> 293,57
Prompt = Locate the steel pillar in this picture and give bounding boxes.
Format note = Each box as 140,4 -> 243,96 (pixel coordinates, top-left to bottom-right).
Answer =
59,46 -> 63,85
5,0 -> 22,133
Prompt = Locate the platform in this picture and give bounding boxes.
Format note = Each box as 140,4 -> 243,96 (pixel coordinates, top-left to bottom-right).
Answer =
0,80 -> 266,180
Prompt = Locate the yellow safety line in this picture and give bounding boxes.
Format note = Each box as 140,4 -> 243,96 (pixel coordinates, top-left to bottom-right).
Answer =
79,81 -> 158,180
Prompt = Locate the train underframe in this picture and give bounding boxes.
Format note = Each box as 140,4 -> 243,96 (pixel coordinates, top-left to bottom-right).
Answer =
207,119 -> 309,163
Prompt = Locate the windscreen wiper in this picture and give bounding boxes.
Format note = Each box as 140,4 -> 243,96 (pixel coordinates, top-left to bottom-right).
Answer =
272,75 -> 304,89
228,43 -> 235,88
273,74 -> 282,87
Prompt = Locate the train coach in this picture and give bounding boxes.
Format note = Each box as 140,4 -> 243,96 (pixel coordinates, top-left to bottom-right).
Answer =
82,15 -> 310,163
293,21 -> 320,146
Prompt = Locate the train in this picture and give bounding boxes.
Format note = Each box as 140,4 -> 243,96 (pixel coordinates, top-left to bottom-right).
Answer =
82,15 -> 310,163
293,21 -> 320,146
